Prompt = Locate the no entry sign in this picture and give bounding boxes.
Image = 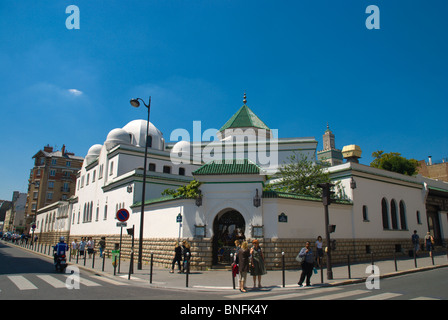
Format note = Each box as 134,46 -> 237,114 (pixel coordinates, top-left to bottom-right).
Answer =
116,208 -> 130,222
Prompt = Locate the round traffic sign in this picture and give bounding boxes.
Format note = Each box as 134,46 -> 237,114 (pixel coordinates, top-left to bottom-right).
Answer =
116,208 -> 130,222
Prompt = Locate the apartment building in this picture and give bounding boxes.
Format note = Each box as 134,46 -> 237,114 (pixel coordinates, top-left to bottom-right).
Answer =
25,144 -> 83,231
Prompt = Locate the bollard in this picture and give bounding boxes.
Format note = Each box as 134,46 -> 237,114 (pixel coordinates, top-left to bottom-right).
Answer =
150,253 -> 154,284
185,252 -> 190,288
84,249 -> 87,266
92,250 -> 96,269
231,253 -> 235,290
394,252 -> 398,272
413,249 -> 417,268
76,249 -> 79,264
371,252 -> 374,273
102,252 -> 106,272
113,255 -> 117,276
347,255 -> 351,279
431,251 -> 434,266
282,252 -> 285,288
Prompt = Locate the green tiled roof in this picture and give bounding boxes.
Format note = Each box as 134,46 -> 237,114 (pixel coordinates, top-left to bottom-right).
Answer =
219,105 -> 270,132
193,159 -> 261,175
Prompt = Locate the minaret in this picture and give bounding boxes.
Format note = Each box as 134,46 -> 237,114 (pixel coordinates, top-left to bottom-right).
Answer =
323,123 -> 335,151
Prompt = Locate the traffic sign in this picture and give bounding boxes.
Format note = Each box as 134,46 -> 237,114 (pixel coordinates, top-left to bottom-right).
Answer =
116,208 -> 130,222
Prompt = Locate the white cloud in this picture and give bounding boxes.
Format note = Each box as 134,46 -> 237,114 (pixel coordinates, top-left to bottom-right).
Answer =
68,89 -> 83,96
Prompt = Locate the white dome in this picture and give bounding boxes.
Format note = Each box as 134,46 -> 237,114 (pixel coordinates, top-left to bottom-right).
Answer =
171,140 -> 191,154
85,144 -> 103,165
105,128 -> 131,151
122,119 -> 164,150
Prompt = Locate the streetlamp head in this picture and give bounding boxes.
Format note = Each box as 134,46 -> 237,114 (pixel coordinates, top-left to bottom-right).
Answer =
130,98 -> 140,108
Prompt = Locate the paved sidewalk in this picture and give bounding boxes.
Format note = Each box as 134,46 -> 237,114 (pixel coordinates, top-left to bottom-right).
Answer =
8,241 -> 448,292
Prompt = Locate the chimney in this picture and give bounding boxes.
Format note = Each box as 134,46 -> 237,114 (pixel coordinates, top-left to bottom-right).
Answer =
428,156 -> 432,166
43,144 -> 53,153
61,144 -> 66,156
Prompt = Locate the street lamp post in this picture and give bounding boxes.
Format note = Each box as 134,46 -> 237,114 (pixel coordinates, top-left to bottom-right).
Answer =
130,96 -> 151,270
317,182 -> 335,280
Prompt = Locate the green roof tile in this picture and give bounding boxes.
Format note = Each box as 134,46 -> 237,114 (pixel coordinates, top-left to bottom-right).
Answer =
219,105 -> 270,132
193,159 -> 261,175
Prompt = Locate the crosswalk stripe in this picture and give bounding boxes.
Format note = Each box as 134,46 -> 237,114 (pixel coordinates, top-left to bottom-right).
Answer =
7,276 -> 38,290
91,275 -> 128,286
305,289 -> 369,300
37,275 -> 67,288
260,286 -> 343,300
357,292 -> 402,300
63,275 -> 102,287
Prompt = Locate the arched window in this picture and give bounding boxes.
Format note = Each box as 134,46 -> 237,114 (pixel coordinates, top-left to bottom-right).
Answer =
391,199 -> 398,230
381,198 -> 389,229
399,201 -> 407,230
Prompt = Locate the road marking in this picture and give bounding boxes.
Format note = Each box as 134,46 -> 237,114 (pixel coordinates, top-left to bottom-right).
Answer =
260,287 -> 343,300
8,276 -> 38,290
64,275 -> 102,287
91,275 -> 128,286
37,275 -> 67,288
357,292 -> 402,300
411,296 -> 440,300
305,289 -> 369,300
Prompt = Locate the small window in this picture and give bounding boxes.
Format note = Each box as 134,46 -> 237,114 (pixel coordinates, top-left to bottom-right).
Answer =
416,211 -> 422,224
362,205 -> 368,221
148,163 -> 156,172
163,165 -> 171,174
179,167 -> 185,176
109,162 -> 114,176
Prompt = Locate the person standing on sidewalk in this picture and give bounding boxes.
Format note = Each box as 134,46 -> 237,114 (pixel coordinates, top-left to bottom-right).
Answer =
250,239 -> 266,289
411,230 -> 420,257
298,241 -> 315,287
170,241 -> 183,273
237,241 -> 250,292
71,239 -> 78,259
424,232 -> 434,258
98,237 -> 106,258
87,237 -> 95,259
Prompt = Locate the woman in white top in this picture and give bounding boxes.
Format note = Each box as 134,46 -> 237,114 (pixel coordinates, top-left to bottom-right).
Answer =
315,236 -> 323,267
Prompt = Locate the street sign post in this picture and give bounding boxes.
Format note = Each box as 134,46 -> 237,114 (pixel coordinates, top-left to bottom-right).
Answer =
116,208 -> 130,273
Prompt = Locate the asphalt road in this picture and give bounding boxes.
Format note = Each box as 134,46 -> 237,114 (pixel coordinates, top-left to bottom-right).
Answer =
0,240 -> 446,317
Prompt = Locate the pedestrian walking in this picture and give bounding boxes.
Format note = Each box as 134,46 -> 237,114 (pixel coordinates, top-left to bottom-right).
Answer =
237,241 -> 250,292
411,230 -> 420,257
181,240 -> 191,273
87,237 -> 95,258
71,239 -> 78,259
98,237 -> 106,258
424,232 -> 434,258
297,241 -> 315,287
79,237 -> 86,257
315,236 -> 323,267
170,241 -> 183,273
250,239 -> 266,289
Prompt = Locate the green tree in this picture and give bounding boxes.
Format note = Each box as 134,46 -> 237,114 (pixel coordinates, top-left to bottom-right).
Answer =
370,150 -> 420,176
162,180 -> 202,198
267,153 -> 333,198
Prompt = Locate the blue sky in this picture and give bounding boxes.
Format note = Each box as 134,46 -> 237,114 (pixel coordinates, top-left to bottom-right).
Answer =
1,0 -> 447,200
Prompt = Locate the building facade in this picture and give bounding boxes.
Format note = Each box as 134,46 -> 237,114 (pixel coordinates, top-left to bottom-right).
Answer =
25,145 -> 83,232
33,98 -> 448,271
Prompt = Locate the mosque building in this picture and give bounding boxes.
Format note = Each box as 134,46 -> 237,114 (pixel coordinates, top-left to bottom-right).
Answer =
34,95 -> 448,270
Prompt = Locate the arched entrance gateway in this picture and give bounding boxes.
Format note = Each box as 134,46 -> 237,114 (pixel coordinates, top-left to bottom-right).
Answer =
212,209 -> 246,266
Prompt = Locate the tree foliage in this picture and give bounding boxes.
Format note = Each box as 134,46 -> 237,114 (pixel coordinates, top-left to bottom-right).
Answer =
162,180 -> 202,198
370,150 -> 420,176
266,153 -> 332,198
